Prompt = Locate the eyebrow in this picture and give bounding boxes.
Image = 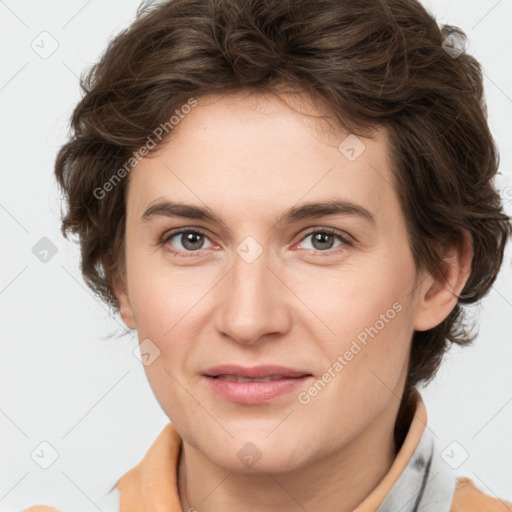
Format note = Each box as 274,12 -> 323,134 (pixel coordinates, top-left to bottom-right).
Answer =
141,198 -> 376,227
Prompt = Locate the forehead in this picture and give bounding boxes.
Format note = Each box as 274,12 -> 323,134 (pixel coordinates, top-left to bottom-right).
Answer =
126,91 -> 399,227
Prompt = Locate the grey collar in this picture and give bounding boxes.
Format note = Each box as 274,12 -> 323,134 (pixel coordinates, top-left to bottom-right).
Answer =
377,426 -> 457,512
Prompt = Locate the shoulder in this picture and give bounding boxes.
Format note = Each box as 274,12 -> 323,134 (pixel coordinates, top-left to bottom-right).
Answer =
20,508 -> 61,512
452,477 -> 512,511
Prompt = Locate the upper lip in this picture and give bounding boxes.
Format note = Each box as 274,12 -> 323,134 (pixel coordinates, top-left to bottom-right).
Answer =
202,364 -> 312,379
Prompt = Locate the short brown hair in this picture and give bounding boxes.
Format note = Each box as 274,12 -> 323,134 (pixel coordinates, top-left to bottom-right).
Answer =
55,0 -> 511,396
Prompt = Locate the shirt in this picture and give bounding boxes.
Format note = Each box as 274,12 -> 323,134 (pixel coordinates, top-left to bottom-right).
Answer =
21,390 -> 511,511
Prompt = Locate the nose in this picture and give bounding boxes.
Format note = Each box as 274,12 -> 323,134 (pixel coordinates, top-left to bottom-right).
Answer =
215,244 -> 291,345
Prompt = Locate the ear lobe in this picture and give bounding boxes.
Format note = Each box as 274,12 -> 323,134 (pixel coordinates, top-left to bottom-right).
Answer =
112,275 -> 137,330
413,232 -> 473,332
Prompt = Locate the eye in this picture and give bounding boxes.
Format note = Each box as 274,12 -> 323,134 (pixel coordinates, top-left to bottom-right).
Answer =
164,229 -> 215,254
297,228 -> 349,253
161,227 -> 350,257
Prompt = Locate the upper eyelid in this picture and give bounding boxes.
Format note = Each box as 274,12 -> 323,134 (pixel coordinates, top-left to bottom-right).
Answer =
163,227 -> 213,246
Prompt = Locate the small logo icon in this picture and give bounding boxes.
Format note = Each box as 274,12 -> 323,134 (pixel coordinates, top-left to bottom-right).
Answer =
32,237 -> 58,263
442,33 -> 466,59
236,236 -> 263,264
30,31 -> 59,60
31,441 -> 59,469
133,338 -> 161,366
338,134 -> 366,161
441,441 -> 469,469
237,442 -> 262,468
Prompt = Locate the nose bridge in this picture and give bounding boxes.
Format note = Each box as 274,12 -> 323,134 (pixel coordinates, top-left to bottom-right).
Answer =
231,246 -> 269,307
215,238 -> 289,344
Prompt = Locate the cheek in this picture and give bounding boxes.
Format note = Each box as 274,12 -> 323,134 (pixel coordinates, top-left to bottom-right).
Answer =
287,252 -> 415,345
288,251 -> 416,403
126,260 -> 221,391
126,265 -> 207,420
294,279 -> 414,438
126,249 -> 208,334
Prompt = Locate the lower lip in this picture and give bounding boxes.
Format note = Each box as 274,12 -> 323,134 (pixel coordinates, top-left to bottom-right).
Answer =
203,375 -> 313,404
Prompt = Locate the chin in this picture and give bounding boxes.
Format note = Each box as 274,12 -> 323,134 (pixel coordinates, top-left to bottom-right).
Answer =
203,432 -> 312,474
215,449 -> 305,474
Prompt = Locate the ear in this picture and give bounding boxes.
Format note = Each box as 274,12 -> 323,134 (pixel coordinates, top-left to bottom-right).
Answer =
413,231 -> 473,332
111,273 -> 137,330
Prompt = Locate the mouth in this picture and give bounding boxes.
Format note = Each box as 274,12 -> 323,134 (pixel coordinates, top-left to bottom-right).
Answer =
201,365 -> 313,404
210,374 -> 303,382
202,364 -> 312,380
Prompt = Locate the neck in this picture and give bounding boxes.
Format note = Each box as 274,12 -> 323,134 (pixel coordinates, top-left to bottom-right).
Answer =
178,395 -> 405,512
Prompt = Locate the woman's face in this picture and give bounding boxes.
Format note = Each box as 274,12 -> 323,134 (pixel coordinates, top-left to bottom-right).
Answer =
116,91 -> 430,472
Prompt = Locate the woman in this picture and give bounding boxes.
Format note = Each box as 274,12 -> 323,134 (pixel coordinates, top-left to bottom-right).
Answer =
24,0 -> 512,510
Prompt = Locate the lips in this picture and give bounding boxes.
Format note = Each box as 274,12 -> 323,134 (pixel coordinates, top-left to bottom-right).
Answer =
201,364 -> 313,404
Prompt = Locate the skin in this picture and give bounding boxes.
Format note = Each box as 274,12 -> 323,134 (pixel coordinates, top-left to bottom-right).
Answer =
114,90 -> 472,512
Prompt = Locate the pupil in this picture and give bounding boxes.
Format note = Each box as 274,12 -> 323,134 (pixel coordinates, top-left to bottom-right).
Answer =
183,232 -> 203,250
313,233 -> 333,250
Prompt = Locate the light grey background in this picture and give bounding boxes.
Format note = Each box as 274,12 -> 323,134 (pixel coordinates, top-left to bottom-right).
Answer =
0,0 -> 511,510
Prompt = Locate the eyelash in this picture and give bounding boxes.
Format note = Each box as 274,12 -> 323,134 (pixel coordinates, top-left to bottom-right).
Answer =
160,227 -> 352,258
